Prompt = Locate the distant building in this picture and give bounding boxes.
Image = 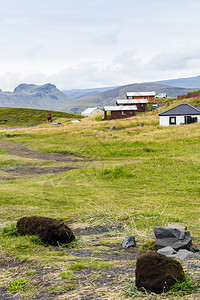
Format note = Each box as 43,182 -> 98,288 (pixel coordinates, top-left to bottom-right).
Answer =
116,99 -> 148,112
126,92 -> 155,103
81,107 -> 102,117
159,104 -> 200,126
103,105 -> 137,120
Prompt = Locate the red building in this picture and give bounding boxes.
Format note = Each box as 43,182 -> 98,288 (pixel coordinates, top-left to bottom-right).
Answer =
116,99 -> 148,112
103,105 -> 137,120
126,92 -> 155,103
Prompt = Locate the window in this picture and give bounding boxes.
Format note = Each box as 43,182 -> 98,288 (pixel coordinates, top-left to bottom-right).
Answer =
169,117 -> 176,125
185,116 -> 197,124
107,111 -> 111,116
142,96 -> 146,99
122,111 -> 126,115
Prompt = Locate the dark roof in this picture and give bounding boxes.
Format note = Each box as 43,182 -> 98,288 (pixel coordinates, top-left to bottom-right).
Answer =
159,104 -> 200,116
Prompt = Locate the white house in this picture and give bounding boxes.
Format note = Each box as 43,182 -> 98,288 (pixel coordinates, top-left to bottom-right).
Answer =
81,107 -> 102,117
159,104 -> 200,126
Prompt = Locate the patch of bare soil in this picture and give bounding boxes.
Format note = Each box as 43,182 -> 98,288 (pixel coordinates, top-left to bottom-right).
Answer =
4,165 -> 76,178
0,141 -> 88,162
1,225 -> 199,299
0,140 -> 91,180
73,225 -> 125,236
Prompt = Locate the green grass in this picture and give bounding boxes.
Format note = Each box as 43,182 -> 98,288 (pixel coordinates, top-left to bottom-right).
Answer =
68,258 -> 113,271
168,275 -> 198,297
187,89 -> 200,95
123,275 -> 198,299
8,278 -> 29,292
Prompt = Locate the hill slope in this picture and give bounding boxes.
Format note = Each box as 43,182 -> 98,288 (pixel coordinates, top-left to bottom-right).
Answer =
0,83 -> 73,111
0,107 -> 80,128
62,82 -> 197,113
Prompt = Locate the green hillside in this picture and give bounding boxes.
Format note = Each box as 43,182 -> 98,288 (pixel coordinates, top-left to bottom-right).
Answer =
0,107 -> 82,128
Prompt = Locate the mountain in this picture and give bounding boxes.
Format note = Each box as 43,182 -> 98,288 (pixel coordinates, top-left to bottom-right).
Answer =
0,83 -> 73,111
155,75 -> 200,88
63,87 -> 117,100
62,82 -> 198,114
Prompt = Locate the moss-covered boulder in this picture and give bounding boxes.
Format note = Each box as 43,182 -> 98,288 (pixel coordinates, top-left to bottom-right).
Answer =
135,252 -> 185,294
17,216 -> 75,246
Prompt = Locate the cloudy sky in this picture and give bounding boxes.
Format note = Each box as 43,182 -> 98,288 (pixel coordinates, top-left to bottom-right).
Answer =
0,0 -> 200,91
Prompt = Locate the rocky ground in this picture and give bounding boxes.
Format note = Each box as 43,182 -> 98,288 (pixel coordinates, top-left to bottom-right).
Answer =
0,224 -> 200,300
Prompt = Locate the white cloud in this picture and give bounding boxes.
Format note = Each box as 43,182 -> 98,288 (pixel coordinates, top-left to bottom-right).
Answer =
1,0 -> 200,90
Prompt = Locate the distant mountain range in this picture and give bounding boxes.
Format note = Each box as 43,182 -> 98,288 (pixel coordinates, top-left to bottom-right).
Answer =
63,75 -> 200,101
0,83 -> 73,111
62,82 -> 198,114
1,75 -> 200,113
155,75 -> 200,88
62,86 -> 117,100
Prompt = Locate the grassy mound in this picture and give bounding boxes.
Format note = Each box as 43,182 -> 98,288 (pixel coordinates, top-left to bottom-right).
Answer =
0,107 -> 82,127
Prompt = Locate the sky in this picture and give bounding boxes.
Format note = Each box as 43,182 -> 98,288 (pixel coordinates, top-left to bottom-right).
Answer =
0,0 -> 200,91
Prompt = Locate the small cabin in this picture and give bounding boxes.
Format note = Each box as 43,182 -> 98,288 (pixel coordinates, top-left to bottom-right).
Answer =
103,105 -> 137,120
126,92 -> 155,103
116,99 -> 148,112
81,107 -> 102,117
159,104 -> 200,126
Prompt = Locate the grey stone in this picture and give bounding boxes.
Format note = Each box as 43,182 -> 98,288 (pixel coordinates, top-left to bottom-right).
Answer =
157,246 -> 177,256
55,277 -> 63,281
110,126 -> 115,130
167,223 -> 187,231
154,226 -> 192,251
139,123 -> 144,127
175,249 -> 197,260
122,236 -> 136,248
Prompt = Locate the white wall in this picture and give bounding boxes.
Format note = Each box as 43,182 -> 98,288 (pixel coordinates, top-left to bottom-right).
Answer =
160,115 -> 200,126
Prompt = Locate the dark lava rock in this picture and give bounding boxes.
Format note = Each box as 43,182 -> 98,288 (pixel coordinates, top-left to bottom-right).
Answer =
17,216 -> 75,246
135,252 -> 185,294
122,236 -> 136,248
154,226 -> 192,251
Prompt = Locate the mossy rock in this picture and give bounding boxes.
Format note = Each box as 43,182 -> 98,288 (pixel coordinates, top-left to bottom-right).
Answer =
17,216 -> 75,246
135,252 -> 185,294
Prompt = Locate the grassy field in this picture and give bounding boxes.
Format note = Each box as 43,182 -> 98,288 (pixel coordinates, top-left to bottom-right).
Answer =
0,102 -> 199,299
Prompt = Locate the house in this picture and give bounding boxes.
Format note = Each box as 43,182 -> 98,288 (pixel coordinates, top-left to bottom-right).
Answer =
126,92 -> 155,103
103,105 -> 137,120
159,104 -> 200,126
116,99 -> 148,112
81,107 -> 102,117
